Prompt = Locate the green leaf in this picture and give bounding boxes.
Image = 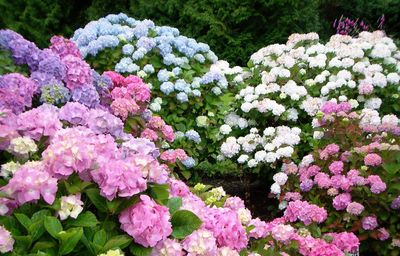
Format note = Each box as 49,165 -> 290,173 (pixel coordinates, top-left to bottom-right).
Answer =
31,210 -> 51,222
165,197 -> 182,214
148,184 -> 169,201
93,229 -> 107,247
86,188 -> 108,213
180,170 -> 192,180
68,211 -> 98,228
28,220 -> 46,242
14,213 -> 32,231
44,216 -> 63,239
102,235 -> 132,252
129,243 -> 152,256
31,240 -> 57,252
13,235 -> 32,251
171,210 -> 202,239
58,227 -> 84,255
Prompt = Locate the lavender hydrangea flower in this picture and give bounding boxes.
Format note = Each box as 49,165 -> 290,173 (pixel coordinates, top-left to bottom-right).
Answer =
71,84 -> 100,108
0,73 -> 38,114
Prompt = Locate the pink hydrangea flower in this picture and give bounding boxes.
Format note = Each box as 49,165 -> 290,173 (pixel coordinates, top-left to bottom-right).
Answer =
329,161 -> 344,175
161,125 -> 175,142
327,232 -> 359,253
309,242 -> 345,256
151,239 -> 183,256
103,71 -> 125,87
169,179 -> 191,197
314,173 -> 332,189
141,128 -> 159,142
224,197 -> 245,211
111,97 -> 140,120
320,143 -> 340,160
284,200 -> 327,225
248,218 -> 269,239
119,195 -> 172,247
62,55 -> 92,90
2,162 -> 57,205
42,127 -> 101,178
0,225 -> 14,253
283,192 -> 302,202
377,228 -> 390,241
160,149 -> 188,163
271,224 -> 295,243
364,153 -> 382,166
346,202 -> 364,216
91,158 -> 147,201
50,35 -> 81,59
182,229 -> 217,256
362,216 -> 378,230
367,175 -> 386,194
202,208 -> 248,250
332,193 -> 352,211
17,104 -> 62,141
358,83 -> 373,95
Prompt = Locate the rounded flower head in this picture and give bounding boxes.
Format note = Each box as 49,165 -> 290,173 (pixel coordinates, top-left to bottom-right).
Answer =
364,153 -> 382,166
119,195 -> 172,247
329,161 -> 344,175
0,73 -> 38,114
332,193 -> 352,211
58,194 -> 84,220
91,158 -> 147,201
0,225 -> 14,253
202,208 -> 248,250
2,162 -> 58,205
327,232 -> 359,253
346,202 -> 364,216
182,229 -> 217,256
362,216 -> 378,230
151,239 -> 183,256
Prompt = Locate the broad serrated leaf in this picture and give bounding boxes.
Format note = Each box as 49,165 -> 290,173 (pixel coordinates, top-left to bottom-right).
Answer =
171,210 -> 202,239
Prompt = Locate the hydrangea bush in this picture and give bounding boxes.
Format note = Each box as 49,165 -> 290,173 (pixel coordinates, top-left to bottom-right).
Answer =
219,31 -> 400,176
273,102 -> 400,255
0,28 -> 359,256
71,13 -> 245,178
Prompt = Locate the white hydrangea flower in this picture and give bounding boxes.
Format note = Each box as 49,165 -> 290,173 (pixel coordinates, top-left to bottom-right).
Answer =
237,208 -> 252,225
8,136 -> 37,156
270,183 -> 281,194
273,172 -> 288,185
219,124 -> 232,135
58,194 -> 84,220
1,161 -> 21,179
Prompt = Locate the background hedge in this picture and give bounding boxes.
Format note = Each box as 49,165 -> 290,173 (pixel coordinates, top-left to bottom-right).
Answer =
0,0 -> 399,65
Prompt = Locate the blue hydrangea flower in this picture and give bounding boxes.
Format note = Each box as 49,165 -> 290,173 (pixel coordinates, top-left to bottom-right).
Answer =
160,82 -> 174,95
192,89 -> 201,97
143,64 -> 155,74
174,79 -> 187,92
185,129 -> 201,143
172,67 -> 181,75
157,70 -> 170,82
122,44 -> 135,55
194,54 -> 205,63
182,157 -> 196,168
176,92 -> 188,102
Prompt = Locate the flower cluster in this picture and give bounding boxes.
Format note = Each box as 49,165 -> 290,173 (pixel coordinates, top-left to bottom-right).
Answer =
275,105 -> 400,252
71,14 -> 245,173
218,30 -> 400,173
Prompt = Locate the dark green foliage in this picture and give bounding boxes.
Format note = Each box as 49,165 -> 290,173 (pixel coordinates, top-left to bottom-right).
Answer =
1,0 -> 399,65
